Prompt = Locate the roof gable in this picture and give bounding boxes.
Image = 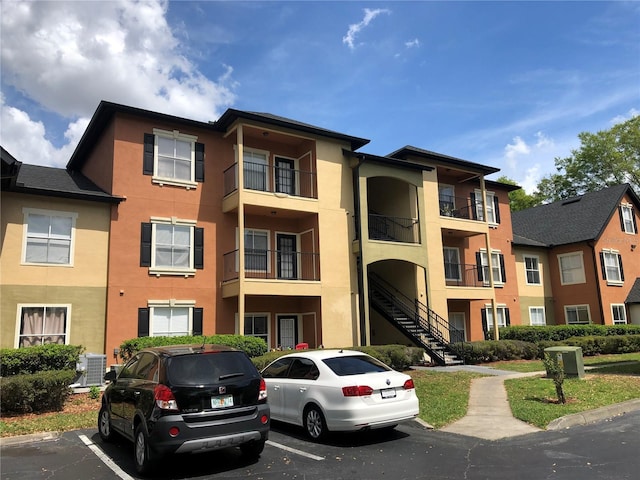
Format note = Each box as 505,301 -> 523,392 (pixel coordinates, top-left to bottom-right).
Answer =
512,184 -> 639,247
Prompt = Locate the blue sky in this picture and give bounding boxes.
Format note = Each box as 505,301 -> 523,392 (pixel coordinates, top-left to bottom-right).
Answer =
1,1 -> 638,193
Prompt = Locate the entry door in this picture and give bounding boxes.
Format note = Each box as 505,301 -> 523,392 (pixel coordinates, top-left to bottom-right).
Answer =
448,312 -> 466,342
275,158 -> 295,195
277,234 -> 297,279
277,315 -> 298,350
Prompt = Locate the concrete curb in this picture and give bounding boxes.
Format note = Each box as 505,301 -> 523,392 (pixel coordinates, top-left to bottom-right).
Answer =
0,431 -> 60,447
547,398 -> 640,430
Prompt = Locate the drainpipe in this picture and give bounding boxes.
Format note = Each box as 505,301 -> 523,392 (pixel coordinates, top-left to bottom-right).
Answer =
588,241 -> 605,324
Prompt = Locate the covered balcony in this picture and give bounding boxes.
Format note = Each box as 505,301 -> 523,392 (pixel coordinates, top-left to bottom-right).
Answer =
223,249 -> 320,282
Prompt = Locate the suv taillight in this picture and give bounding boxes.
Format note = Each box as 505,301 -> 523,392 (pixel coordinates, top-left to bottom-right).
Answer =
154,384 -> 179,411
258,378 -> 268,403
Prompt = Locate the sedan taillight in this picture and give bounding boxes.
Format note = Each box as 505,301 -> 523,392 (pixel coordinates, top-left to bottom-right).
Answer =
154,384 -> 179,411
258,378 -> 268,403
342,385 -> 374,397
403,379 -> 415,390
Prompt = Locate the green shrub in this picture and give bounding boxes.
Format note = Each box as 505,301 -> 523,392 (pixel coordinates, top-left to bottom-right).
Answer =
0,344 -> 84,377
0,369 -> 76,414
495,324 -> 640,343
449,340 -> 538,364
537,335 -> 640,358
118,335 -> 268,362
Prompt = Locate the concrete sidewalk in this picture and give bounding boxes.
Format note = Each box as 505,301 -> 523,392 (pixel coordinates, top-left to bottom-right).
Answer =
432,365 -> 640,440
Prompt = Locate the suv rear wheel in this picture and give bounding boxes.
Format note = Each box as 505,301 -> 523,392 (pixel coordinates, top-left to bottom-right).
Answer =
134,424 -> 154,476
98,405 -> 114,442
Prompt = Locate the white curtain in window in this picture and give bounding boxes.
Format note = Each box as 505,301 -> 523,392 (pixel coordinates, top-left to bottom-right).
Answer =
155,225 -> 190,268
26,214 -> 71,263
20,307 -> 66,346
153,307 -> 189,336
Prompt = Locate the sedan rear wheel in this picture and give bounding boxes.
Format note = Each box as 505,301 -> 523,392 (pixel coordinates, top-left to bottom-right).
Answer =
304,405 -> 326,441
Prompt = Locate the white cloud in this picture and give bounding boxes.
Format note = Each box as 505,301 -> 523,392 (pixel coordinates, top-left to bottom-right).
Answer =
504,136 -> 531,169
0,0 -> 236,166
343,8 -> 390,50
405,38 -> 420,48
501,132 -> 561,193
610,108 -> 640,124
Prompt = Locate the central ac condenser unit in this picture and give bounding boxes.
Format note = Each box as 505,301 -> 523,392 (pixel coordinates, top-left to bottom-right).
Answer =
77,354 -> 107,387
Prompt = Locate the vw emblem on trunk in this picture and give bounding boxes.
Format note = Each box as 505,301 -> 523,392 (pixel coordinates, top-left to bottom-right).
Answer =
385,379 -> 391,386
219,386 -> 227,394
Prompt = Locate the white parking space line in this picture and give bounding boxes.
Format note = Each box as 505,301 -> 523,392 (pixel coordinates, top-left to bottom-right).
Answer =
78,434 -> 135,480
266,440 -> 325,461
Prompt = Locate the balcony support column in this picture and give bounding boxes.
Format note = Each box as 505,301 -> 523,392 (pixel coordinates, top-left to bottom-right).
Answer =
237,124 -> 246,338
480,176 -> 499,340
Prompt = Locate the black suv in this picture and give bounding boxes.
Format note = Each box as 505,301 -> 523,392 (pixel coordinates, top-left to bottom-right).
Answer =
98,344 -> 269,475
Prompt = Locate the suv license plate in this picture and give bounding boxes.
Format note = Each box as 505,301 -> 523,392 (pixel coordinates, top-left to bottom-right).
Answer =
211,394 -> 234,408
381,388 -> 396,399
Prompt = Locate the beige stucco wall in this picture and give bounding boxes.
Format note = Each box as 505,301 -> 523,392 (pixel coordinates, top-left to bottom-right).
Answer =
0,192 -> 111,352
513,246 -> 554,325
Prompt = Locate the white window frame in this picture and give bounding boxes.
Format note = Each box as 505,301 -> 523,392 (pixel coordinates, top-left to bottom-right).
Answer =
152,128 -> 198,188
475,189 -> 497,224
621,204 -> 636,234
558,251 -> 586,285
15,304 -> 71,348
484,304 -> 508,330
149,216 -> 197,277
148,299 -> 195,336
242,147 -> 270,192
529,306 -> 546,326
480,249 -> 504,285
448,311 -> 466,341
242,228 -> 270,273
443,247 -> 462,281
439,184 -> 455,216
243,313 -> 270,346
611,304 -> 627,325
524,255 -> 541,285
22,208 -> 77,266
602,249 -> 623,285
564,304 -> 591,324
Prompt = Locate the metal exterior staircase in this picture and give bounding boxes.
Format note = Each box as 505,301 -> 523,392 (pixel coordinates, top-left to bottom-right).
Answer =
368,273 -> 464,366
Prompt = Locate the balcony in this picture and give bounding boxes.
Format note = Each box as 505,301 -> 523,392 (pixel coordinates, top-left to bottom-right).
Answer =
368,213 -> 420,244
223,249 -> 320,282
223,162 -> 317,199
444,263 -> 489,288
439,195 -> 481,221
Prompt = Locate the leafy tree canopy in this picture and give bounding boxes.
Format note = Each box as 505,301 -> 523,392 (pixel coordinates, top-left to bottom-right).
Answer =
496,176 -> 540,212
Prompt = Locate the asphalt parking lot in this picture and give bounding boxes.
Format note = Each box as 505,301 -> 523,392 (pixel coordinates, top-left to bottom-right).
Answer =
2,412 -> 640,480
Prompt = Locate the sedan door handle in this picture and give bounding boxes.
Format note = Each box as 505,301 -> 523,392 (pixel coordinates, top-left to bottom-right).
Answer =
299,387 -> 307,392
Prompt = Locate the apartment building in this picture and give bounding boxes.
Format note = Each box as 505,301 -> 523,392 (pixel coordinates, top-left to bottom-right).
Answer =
512,184 -> 640,326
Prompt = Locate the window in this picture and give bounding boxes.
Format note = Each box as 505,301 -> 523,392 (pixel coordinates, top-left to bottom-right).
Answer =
529,307 -> 546,326
17,305 -> 68,347
138,303 -> 202,337
565,305 -> 591,324
474,189 -> 500,224
620,204 -> 637,234
611,304 -> 627,325
243,149 -> 269,191
558,252 -> 586,285
23,209 -> 76,265
245,314 -> 269,344
478,250 -> 506,285
245,229 -> 269,272
143,129 -> 203,187
600,249 -> 624,284
439,185 -> 455,216
443,247 -> 461,281
482,305 -> 509,331
140,218 -> 203,276
524,255 -> 541,285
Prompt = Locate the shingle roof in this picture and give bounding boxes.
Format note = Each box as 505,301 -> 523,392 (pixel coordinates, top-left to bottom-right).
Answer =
626,278 -> 640,303
388,145 -> 501,176
512,184 -> 637,247
13,164 -> 122,203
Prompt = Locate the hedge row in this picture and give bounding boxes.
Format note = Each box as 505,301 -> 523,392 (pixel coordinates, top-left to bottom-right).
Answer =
0,344 -> 83,377
250,345 -> 424,372
493,324 -> 640,343
118,335 -> 269,361
538,335 -> 640,357
0,369 -> 76,414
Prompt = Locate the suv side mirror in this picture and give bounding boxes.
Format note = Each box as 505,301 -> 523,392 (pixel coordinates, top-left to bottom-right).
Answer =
104,370 -> 117,382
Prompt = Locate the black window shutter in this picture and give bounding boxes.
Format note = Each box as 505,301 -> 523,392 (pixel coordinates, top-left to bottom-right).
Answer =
195,142 -> 205,182
505,308 -> 511,326
599,252 -> 607,280
499,254 -> 506,282
138,308 -> 150,337
194,227 -> 204,269
618,255 -> 625,281
143,133 -> 154,175
470,192 -> 478,220
140,223 -> 152,267
494,196 -> 501,224
481,309 -> 488,336
633,208 -> 638,234
193,308 -> 203,336
476,252 -> 484,281
619,206 -> 625,231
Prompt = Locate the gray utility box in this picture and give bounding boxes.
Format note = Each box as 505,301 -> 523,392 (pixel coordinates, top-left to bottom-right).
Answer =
544,346 -> 585,379
77,354 -> 107,386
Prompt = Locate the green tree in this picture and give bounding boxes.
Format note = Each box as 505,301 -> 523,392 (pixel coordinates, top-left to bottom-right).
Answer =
536,115 -> 640,202
496,176 -> 540,212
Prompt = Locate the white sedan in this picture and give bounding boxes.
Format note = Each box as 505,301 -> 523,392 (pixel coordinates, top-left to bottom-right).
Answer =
261,349 -> 419,440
